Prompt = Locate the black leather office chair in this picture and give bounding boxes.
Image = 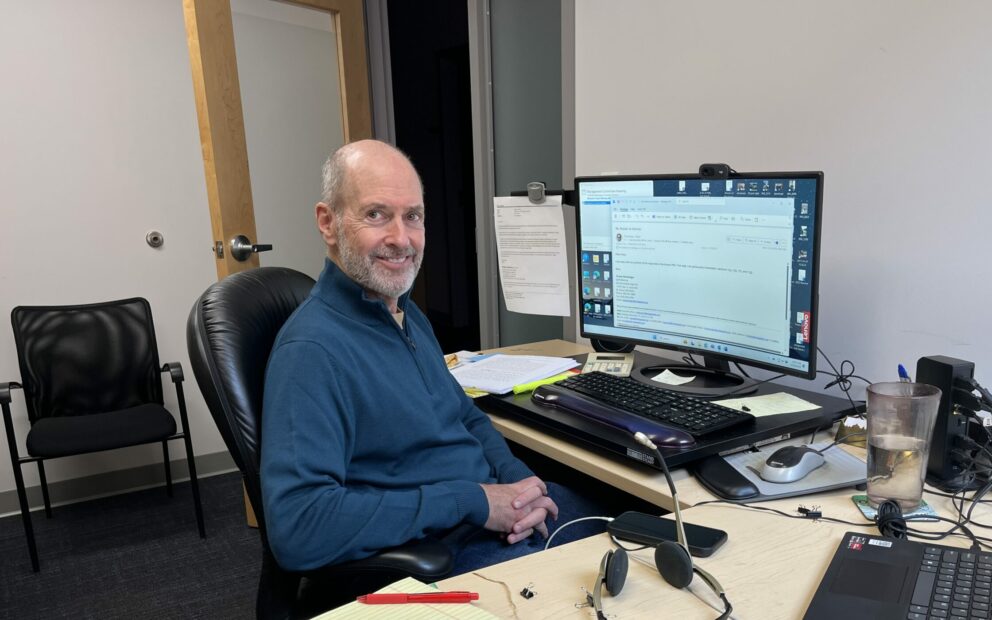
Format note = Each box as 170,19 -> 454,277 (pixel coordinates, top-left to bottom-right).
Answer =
0,297 -> 205,572
186,267 -> 453,619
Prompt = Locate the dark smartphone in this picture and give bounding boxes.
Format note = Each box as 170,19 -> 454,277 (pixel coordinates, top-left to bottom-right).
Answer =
607,511 -> 728,558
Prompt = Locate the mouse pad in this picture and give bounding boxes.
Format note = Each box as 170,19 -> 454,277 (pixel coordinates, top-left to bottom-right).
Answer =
720,440 -> 868,500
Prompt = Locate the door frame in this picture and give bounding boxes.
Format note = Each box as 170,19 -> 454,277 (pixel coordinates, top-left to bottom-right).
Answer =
182,0 -> 372,280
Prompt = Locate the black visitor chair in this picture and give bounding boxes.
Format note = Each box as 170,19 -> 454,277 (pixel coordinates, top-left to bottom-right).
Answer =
0,298 -> 205,572
186,267 -> 453,619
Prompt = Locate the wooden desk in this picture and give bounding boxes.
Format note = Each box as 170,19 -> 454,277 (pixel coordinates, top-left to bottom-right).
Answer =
438,482 -> 989,619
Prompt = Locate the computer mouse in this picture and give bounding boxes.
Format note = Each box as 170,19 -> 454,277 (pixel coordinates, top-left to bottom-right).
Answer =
759,445 -> 826,484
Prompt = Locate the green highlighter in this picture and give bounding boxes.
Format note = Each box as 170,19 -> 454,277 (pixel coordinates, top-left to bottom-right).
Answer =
512,372 -> 575,395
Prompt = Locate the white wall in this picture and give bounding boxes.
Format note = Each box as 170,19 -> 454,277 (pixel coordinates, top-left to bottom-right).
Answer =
0,1 -> 223,494
574,1 -> 992,398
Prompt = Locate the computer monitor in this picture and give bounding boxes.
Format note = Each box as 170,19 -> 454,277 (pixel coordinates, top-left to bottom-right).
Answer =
575,171 -> 823,396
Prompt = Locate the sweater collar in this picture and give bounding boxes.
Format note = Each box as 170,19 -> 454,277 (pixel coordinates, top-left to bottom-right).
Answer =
312,258 -> 411,323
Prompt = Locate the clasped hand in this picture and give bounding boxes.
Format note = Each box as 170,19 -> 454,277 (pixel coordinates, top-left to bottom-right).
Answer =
481,476 -> 559,544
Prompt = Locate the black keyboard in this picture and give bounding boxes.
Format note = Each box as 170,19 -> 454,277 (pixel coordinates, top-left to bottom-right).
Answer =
555,372 -> 754,437
911,544 -> 992,619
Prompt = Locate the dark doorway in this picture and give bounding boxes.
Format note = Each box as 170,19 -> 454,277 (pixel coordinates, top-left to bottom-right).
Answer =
388,0 -> 480,353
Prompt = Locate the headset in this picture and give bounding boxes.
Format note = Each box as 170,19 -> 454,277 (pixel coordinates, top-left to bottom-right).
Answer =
590,432 -> 732,619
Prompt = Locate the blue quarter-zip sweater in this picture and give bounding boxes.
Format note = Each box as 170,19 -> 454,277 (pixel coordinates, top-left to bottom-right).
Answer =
261,259 -> 534,570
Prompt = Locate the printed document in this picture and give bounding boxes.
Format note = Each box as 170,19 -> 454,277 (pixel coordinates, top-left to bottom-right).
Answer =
493,196 -> 570,316
449,354 -> 579,395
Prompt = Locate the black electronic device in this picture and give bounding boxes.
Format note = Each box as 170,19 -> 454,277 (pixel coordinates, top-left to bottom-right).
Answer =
575,169 -> 823,397
546,371 -> 755,439
607,511 -> 728,557
805,531 -> 989,619
916,355 -> 976,490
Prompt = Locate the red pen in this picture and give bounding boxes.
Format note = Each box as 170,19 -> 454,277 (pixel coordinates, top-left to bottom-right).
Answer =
357,591 -> 480,604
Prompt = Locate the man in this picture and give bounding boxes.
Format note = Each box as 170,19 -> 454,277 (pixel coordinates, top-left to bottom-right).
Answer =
261,140 -> 592,574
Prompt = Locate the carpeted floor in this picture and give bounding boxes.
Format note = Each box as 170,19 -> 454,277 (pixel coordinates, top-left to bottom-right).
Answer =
0,472 -> 260,619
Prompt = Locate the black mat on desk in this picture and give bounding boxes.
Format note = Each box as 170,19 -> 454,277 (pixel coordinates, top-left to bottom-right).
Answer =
482,351 -> 858,471
0,472 -> 258,619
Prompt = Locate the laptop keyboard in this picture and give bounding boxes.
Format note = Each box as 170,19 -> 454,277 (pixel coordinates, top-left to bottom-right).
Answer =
555,372 -> 754,437
910,545 -> 992,619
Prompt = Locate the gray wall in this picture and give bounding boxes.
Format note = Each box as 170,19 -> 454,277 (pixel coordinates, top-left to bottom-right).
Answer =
574,0 -> 992,398
490,0 -> 565,345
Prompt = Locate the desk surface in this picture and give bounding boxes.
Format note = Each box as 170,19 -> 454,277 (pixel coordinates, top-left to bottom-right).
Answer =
438,482 -> 986,618
453,340 -> 982,618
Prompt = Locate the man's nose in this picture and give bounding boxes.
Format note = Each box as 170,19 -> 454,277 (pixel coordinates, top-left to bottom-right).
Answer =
383,217 -> 410,246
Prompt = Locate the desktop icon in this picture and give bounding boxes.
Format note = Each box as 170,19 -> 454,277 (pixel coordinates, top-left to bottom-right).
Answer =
737,182 -> 746,192
582,270 -> 590,279
604,271 -> 611,281
603,255 -> 610,264
593,254 -> 600,263
798,269 -> 807,282
800,203 -> 809,215
593,270 -> 601,280
800,225 -> 808,238
789,180 -> 796,191
701,182 -> 710,192
605,304 -> 612,314
604,288 -> 611,297
678,180 -> 686,192
798,250 -> 808,260
796,332 -> 804,345
726,180 -> 733,191
583,302 -> 592,313
583,286 -> 591,296
594,303 -> 602,313
796,311 -> 804,323
582,252 -> 590,263
774,182 -> 783,192
594,287 -> 601,297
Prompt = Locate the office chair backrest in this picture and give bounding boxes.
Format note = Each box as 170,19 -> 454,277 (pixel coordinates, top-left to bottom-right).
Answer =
186,267 -> 315,532
11,298 -> 163,423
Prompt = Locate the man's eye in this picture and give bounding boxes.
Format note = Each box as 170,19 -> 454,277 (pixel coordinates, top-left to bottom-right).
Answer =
407,212 -> 423,221
367,210 -> 382,220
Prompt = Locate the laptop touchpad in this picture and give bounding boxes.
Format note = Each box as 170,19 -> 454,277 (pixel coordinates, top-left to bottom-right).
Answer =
829,559 -> 908,602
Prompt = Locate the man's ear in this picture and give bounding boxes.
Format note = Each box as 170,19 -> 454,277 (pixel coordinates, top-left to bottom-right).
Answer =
315,202 -> 337,249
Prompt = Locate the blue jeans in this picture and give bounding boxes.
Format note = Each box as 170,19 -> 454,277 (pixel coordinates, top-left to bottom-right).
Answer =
442,482 -> 610,576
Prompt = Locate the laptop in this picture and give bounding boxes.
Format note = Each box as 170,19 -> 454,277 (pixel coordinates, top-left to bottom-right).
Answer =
805,531 -> 988,619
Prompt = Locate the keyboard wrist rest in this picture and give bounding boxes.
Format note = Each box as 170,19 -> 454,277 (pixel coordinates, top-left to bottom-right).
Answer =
531,384 -> 696,448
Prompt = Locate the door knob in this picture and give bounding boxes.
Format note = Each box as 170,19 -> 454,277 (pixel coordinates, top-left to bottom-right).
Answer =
229,235 -> 273,262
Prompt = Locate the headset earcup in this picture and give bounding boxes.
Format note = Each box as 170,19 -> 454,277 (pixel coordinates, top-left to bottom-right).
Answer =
605,547 -> 629,596
655,541 -> 693,589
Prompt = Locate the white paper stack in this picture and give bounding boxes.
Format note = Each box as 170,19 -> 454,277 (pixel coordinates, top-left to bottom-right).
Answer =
448,354 -> 578,395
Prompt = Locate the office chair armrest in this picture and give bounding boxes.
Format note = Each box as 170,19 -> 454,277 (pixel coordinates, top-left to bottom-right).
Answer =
322,538 -> 454,582
0,382 -> 22,406
160,363 -> 185,384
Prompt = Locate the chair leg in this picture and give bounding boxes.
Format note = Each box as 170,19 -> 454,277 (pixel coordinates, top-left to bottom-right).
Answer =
37,460 -> 52,518
3,400 -> 39,571
174,381 -> 205,538
162,440 -> 173,497
13,463 -> 40,572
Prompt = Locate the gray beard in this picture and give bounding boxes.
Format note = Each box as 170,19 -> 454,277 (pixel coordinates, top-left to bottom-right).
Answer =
336,227 -> 423,301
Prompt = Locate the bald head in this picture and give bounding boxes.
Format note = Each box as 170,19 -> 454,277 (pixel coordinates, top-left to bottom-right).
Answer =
321,140 -> 423,215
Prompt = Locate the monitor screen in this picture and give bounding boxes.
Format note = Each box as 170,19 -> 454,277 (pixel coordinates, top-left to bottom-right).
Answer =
576,171 -> 822,379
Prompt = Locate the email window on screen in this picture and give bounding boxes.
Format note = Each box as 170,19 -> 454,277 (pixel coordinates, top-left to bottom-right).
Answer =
610,197 -> 794,356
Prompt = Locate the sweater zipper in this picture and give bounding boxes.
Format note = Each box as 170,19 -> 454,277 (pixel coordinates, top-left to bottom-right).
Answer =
390,309 -> 434,394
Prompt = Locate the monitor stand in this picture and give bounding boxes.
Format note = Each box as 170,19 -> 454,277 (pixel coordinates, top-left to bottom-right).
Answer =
633,356 -> 758,398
